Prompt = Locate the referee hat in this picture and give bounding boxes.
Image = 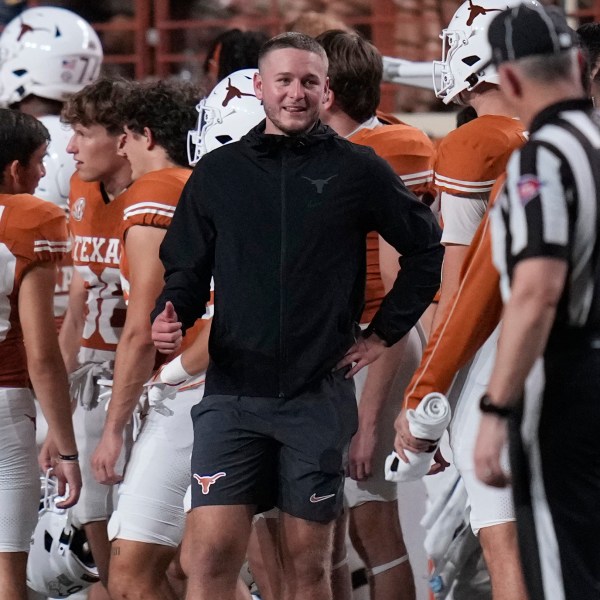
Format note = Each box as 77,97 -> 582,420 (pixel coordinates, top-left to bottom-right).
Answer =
484,3 -> 577,68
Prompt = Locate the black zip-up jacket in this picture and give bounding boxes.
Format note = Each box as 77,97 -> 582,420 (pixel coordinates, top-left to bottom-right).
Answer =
152,121 -> 443,398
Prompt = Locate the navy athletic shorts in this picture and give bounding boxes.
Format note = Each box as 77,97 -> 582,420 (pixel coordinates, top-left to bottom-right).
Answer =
189,369 -> 358,523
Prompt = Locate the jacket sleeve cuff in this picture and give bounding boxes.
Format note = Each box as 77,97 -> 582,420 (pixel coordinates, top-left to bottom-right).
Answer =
362,322 -> 392,347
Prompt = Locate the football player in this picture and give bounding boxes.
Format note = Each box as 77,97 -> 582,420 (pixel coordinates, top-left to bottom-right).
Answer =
58,77 -> 133,596
89,79 -> 212,600
317,29 -> 435,600
0,6 -> 103,327
395,2 -> 540,599
0,108 -> 81,600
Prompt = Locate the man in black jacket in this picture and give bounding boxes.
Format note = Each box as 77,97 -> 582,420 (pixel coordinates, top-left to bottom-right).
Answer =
151,32 -> 443,600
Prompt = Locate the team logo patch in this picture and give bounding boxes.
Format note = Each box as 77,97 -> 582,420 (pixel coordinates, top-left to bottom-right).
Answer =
302,174 -> 337,194
517,174 -> 542,206
193,471 -> 226,495
71,197 -> 86,221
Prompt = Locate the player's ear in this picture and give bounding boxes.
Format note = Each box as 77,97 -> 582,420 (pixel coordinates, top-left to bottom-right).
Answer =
7,159 -> 21,190
143,126 -> 155,149
117,131 -> 127,156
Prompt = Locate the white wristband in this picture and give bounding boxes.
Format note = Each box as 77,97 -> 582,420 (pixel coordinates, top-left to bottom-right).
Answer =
159,355 -> 192,386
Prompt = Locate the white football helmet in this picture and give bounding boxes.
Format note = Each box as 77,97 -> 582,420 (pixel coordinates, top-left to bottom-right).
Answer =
36,115 -> 75,211
27,474 -> 99,598
434,0 -> 540,103
0,6 -> 103,107
187,69 -> 265,166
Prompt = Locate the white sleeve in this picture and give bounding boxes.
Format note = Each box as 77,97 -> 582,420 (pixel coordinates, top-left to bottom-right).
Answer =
440,192 -> 487,246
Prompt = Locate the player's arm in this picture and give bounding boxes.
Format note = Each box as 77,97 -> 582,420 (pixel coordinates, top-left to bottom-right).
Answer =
92,225 -> 167,485
474,257 -> 567,486
378,236 -> 400,294
395,214 -> 503,459
349,238 -> 406,480
58,268 -> 86,374
151,169 -> 214,334
180,319 -> 211,374
20,262 -> 81,507
152,318 -> 212,385
349,334 -> 408,480
430,191 -> 486,332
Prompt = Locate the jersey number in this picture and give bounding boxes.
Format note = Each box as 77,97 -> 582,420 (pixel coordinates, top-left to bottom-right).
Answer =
78,266 -> 125,345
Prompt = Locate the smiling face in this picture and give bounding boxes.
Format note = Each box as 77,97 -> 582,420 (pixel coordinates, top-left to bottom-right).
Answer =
254,47 -> 329,136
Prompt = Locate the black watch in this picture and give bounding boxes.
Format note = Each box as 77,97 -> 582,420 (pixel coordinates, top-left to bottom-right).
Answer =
479,393 -> 513,418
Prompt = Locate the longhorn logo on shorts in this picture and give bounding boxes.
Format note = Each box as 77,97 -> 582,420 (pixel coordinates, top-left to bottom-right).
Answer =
465,0 -> 503,26
193,471 -> 227,494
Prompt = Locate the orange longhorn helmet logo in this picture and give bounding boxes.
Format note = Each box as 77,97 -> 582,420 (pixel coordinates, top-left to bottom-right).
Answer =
16,20 -> 52,42
465,0 -> 503,26
222,78 -> 256,107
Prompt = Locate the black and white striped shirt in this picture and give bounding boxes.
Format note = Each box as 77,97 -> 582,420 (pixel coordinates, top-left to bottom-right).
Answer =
491,99 -> 600,329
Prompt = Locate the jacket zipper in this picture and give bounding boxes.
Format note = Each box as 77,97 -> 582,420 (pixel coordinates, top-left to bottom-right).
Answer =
279,151 -> 286,398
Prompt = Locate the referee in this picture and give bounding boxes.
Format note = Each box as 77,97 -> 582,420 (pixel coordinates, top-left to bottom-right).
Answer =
472,4 -> 600,599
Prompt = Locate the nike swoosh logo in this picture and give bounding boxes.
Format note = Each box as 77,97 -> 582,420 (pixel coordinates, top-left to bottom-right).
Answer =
309,492 -> 336,503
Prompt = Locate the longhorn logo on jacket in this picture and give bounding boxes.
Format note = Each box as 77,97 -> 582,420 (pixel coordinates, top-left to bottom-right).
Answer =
302,174 -> 338,194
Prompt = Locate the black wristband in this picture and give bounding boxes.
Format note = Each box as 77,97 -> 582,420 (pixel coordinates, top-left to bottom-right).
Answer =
479,393 -> 513,418
58,452 -> 79,461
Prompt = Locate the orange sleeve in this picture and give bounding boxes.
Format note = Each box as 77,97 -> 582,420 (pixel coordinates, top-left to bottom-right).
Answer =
351,124 -> 435,196
32,201 -> 69,264
434,117 -> 525,196
403,175 -> 507,409
9,195 -> 69,269
122,170 -> 190,234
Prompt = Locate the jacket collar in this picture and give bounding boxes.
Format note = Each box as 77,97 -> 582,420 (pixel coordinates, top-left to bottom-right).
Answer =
243,119 -> 337,153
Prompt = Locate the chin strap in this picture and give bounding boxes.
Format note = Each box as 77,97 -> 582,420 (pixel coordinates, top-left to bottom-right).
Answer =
331,556 -> 349,571
367,554 -> 409,577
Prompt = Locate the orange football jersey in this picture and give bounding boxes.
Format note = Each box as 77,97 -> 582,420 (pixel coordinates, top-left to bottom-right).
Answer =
120,167 -> 191,297
351,123 -> 436,324
119,167 -> 210,361
434,115 -> 525,196
0,194 -> 69,387
404,176 -> 507,410
69,174 -> 127,361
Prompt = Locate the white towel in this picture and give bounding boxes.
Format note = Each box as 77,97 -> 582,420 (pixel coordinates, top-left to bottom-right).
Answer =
384,392 -> 451,482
